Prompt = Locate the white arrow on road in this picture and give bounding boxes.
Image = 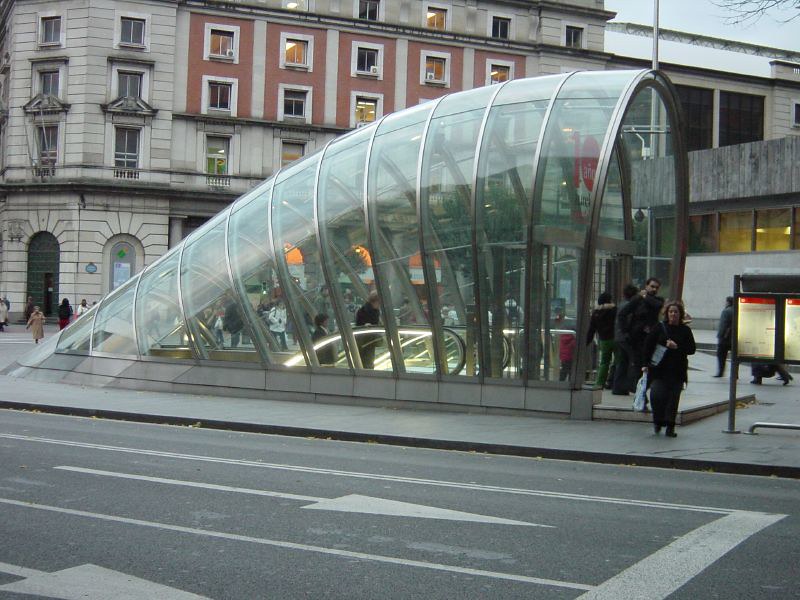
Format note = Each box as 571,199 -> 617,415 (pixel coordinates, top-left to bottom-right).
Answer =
55,466 -> 551,528
0,562 -> 208,599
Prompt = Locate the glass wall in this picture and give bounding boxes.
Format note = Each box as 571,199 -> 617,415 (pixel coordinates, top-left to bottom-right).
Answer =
135,250 -> 189,358
92,277 -> 137,355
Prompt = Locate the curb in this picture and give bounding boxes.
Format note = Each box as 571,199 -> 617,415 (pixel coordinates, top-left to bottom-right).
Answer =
2,400 -> 798,480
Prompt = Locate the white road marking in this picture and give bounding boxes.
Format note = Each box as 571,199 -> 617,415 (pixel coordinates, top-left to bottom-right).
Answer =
0,434 -> 737,514
0,561 -> 43,579
55,466 -> 550,527
577,511 -> 786,600
0,563 -> 209,599
0,497 -> 593,591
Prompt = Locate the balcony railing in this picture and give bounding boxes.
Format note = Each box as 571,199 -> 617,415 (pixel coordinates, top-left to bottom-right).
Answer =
206,174 -> 231,188
33,165 -> 56,178
114,168 -> 140,180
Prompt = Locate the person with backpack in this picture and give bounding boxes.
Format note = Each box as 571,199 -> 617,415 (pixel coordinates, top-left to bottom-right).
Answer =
57,298 -> 73,330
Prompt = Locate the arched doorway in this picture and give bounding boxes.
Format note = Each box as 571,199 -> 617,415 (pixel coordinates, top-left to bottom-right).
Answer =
27,232 -> 60,316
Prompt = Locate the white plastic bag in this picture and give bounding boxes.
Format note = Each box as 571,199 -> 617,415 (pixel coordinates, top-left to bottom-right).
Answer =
633,372 -> 648,411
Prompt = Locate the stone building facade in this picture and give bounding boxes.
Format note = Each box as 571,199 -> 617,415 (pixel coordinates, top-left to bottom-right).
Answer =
0,0 -> 798,318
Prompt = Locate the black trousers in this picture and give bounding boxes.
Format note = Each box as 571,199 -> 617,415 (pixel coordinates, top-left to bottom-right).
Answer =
612,340 -> 636,393
716,340 -> 730,375
650,378 -> 683,428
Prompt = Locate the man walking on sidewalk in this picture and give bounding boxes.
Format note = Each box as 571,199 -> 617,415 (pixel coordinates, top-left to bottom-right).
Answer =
714,296 -> 733,378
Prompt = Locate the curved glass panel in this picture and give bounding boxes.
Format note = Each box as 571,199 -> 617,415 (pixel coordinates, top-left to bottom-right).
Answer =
272,155 -> 326,366
91,277 -> 138,355
420,90 -> 492,377
619,85 -> 677,298
529,70 -> 637,383
317,127 -> 374,370
368,104 -> 435,373
492,74 -> 567,107
55,305 -> 97,355
135,250 -> 190,358
181,210 -> 259,362
475,96 -> 552,379
229,181 -> 304,365
231,177 -> 274,215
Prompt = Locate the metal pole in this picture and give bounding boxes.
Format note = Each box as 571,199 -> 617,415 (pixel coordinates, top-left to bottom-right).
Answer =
652,0 -> 659,71
724,274 -> 740,433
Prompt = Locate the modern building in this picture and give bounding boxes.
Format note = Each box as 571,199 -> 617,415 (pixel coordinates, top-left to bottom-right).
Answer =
8,68 -> 689,418
0,0 -> 797,323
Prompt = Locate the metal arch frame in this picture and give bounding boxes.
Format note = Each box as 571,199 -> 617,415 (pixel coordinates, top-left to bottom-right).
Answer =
359,116 -> 401,374
415,94 -> 451,377
520,71 -> 577,388
311,136 -> 358,371
468,80 -> 513,382
268,164 -> 316,368
223,199 -> 271,367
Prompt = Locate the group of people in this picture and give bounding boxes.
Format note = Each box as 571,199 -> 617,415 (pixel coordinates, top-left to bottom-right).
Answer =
586,277 -> 696,438
19,297 -> 90,344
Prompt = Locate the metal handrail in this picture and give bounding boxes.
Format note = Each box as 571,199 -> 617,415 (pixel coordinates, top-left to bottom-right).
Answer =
746,422 -> 800,435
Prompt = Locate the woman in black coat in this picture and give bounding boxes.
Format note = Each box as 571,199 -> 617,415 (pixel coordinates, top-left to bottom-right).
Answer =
643,300 -> 696,438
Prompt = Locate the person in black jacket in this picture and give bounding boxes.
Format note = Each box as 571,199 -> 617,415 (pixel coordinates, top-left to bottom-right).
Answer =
643,300 -> 696,438
612,283 -> 641,395
312,313 -> 336,366
619,277 -> 664,379
714,296 -> 733,377
586,291 -> 617,389
355,291 -> 381,369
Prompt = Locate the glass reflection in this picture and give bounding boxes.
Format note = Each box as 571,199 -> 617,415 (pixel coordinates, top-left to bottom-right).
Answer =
92,277 -> 137,355
135,250 -> 189,358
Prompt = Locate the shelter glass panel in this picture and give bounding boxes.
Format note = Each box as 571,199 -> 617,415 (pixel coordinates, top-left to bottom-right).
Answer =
91,277 -> 137,355
181,211 -> 259,362
368,103 -> 436,374
421,87 -> 495,377
318,127 -> 375,370
229,180 -> 302,365
135,250 -> 190,358
272,154 -> 331,367
476,96 -> 550,379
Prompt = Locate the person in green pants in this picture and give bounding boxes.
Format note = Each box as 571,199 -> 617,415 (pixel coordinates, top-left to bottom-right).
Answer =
587,291 -> 618,390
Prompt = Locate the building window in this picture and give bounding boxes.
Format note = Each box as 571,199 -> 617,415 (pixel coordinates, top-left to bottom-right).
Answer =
676,85 -> 713,151
40,16 -> 61,45
792,102 -> 800,127
37,125 -> 58,165
285,39 -> 309,67
755,208 -> 791,251
354,96 -> 378,125
489,64 -> 510,84
794,208 -> 800,250
281,141 -> 305,166
358,0 -> 379,21
118,71 -> 142,98
120,17 -> 145,46
210,30 -> 235,58
565,25 -> 583,49
283,90 -> 307,118
425,56 -> 446,83
426,7 -> 447,30
719,91 -> 764,147
356,47 -> 379,74
284,0 -> 308,10
114,128 -> 140,169
209,82 -> 232,110
40,71 -> 59,97
719,211 -> 753,252
688,214 -> 718,253
206,136 -> 229,175
491,16 -> 510,39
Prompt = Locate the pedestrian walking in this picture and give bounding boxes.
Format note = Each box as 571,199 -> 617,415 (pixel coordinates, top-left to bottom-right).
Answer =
713,296 -> 733,377
312,313 -> 336,366
57,298 -> 73,330
26,306 -> 46,344
24,296 -> 35,323
76,298 -> 90,318
268,299 -> 289,351
617,277 -> 664,402
0,297 -> 7,332
611,284 -> 641,395
643,300 -> 696,438
750,363 -> 793,385
355,290 -> 381,369
586,291 -> 617,389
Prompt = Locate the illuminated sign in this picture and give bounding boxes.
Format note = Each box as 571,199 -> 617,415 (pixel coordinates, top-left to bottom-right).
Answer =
785,298 -> 800,362
736,296 -> 775,360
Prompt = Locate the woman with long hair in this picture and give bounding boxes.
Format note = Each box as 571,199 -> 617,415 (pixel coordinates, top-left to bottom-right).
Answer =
643,300 -> 696,438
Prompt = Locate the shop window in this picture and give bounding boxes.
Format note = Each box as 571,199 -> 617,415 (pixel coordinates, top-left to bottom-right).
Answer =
719,211 -> 752,252
281,141 -> 305,166
676,85 -> 713,151
719,91 -> 764,146
40,16 -> 61,45
755,208 -> 791,251
206,136 -> 229,175
491,16 -> 510,40
120,17 -> 145,46
688,214 -> 718,253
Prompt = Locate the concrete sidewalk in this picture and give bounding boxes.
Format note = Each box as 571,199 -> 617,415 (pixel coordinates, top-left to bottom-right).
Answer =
0,326 -> 798,479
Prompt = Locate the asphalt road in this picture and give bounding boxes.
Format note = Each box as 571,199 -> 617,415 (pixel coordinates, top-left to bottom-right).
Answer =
0,408 -> 797,599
